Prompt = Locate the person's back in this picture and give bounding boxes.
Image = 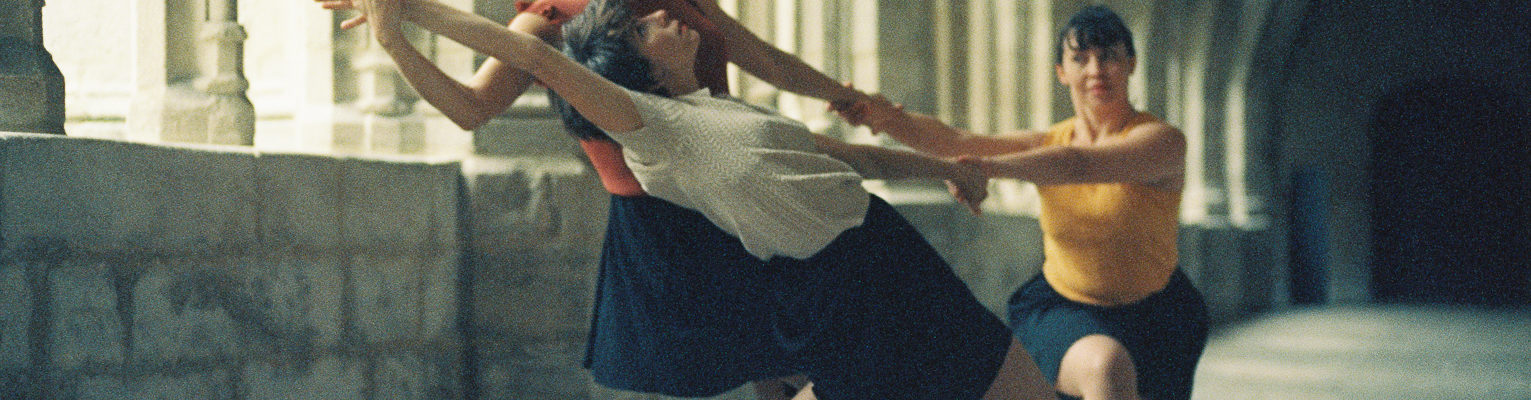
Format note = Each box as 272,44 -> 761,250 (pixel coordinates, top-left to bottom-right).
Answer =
613,89 -> 869,260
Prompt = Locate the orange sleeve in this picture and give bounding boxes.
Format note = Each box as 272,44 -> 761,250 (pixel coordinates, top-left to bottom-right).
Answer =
514,0 -> 591,26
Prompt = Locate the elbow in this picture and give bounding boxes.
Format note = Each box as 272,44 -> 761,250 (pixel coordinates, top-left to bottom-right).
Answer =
448,108 -> 494,131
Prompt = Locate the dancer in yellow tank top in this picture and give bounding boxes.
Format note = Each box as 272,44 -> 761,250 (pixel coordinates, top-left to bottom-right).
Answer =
844,6 -> 1208,400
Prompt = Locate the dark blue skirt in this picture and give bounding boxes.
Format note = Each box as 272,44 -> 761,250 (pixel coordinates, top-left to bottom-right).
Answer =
584,194 -> 795,397
770,195 -> 1013,400
1007,269 -> 1209,400
585,194 -> 1013,399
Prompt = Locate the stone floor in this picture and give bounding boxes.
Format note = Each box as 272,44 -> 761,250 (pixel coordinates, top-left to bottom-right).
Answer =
597,304 -> 1531,400
1191,304 -> 1531,400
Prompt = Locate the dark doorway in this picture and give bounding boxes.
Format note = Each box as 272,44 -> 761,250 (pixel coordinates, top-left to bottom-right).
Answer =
1369,76 -> 1530,305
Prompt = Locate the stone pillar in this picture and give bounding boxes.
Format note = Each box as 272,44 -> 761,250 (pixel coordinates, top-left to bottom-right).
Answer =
0,0 -> 66,134
197,0 -> 255,145
129,0 -> 254,145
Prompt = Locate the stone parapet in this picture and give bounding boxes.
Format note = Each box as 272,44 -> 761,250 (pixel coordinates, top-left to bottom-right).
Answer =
0,132 -> 461,399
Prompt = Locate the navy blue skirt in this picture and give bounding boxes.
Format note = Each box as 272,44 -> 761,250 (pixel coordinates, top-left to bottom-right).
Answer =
770,195 -> 1012,400
1007,269 -> 1209,400
584,194 -> 796,397
585,194 -> 1012,399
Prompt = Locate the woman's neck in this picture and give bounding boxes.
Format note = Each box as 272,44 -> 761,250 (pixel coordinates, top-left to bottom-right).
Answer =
658,65 -> 701,95
1075,102 -> 1136,141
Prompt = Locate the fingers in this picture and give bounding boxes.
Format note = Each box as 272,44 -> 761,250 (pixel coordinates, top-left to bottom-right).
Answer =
316,0 -> 368,29
317,0 -> 354,10
945,180 -> 985,215
340,14 -> 369,29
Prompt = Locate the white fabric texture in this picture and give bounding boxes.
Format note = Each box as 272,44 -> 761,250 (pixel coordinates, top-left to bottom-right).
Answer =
607,89 -> 869,260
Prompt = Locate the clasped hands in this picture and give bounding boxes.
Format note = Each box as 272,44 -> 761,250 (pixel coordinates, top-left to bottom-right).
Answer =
829,88 -> 989,215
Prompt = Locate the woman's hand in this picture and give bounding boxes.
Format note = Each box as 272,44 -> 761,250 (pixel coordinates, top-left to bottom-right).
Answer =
831,88 -> 906,134
348,0 -> 408,46
827,82 -> 872,125
945,157 -> 989,215
316,0 -> 372,30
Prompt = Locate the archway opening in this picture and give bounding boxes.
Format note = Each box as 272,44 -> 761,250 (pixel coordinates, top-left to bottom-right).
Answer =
1368,76 -> 1530,305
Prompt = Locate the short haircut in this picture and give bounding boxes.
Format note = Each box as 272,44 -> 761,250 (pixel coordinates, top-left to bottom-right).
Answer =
1055,5 -> 1135,65
550,0 -> 665,140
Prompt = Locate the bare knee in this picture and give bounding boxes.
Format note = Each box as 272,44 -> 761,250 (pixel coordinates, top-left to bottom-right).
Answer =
1056,335 -> 1139,400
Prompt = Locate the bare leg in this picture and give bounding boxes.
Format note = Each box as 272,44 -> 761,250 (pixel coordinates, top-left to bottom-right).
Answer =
982,338 -> 1061,400
1054,334 -> 1140,400
788,383 -> 816,400
752,375 -> 809,400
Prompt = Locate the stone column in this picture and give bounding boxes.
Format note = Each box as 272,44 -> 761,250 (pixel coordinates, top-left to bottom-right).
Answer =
196,0 -> 255,145
0,0 -> 66,134
129,0 -> 254,145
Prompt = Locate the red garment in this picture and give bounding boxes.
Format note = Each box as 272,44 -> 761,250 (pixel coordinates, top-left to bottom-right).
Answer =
515,0 -> 731,196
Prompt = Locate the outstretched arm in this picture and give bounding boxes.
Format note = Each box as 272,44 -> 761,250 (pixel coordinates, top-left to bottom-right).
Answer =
965,121 -> 1185,189
855,95 -> 1048,158
355,0 -> 642,134
690,0 -> 868,113
810,135 -> 988,214
318,0 -> 559,130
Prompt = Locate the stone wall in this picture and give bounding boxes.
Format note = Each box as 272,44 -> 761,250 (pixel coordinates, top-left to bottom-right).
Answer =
0,132 -> 462,399
0,132 -> 1271,399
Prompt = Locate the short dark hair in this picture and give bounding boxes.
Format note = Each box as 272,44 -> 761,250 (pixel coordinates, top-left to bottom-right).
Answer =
1055,5 -> 1135,65
549,0 -> 665,140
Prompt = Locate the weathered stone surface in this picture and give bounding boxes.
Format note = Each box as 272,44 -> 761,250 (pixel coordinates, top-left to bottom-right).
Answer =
339,158 -> 459,251
235,253 -> 345,351
242,357 -> 366,400
48,260 -> 124,372
460,157 -> 605,252
0,262 -> 29,371
477,339 -> 589,400
470,251 -> 594,340
0,134 -> 257,255
419,251 -> 459,342
131,261 -> 240,366
76,370 -> 235,400
373,354 -> 461,400
255,153 -> 343,251
350,253 -> 423,345
461,157 -> 603,339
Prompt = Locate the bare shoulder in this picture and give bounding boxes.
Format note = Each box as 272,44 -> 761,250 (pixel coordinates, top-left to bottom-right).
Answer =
1127,120 -> 1186,150
1132,120 -> 1182,138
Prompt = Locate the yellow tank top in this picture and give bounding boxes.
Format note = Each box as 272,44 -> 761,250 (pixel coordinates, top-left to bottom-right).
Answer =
1037,113 -> 1181,305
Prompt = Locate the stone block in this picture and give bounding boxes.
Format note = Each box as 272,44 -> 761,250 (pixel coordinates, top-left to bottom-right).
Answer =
350,253 -> 422,344
0,262 -> 29,371
131,261 -> 240,366
234,253 -> 345,351
469,250 -> 594,339
76,370 -> 234,400
0,33 -> 66,134
48,260 -> 124,372
0,134 -> 258,255
419,251 -> 459,342
373,354 -> 461,400
339,158 -> 459,251
460,157 -> 605,253
242,356 -> 366,400
477,340 -> 589,400
471,114 -> 577,157
254,153 -> 343,251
